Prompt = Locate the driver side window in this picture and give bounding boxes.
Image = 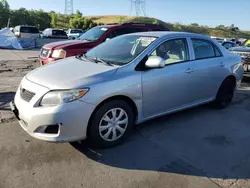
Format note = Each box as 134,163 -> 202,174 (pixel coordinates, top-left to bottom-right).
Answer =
150,38 -> 189,65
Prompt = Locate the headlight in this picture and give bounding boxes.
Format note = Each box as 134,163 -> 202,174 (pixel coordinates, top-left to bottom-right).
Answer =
51,49 -> 66,58
40,89 -> 89,107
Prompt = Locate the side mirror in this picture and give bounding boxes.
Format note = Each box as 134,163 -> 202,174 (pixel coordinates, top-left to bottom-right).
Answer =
145,56 -> 165,68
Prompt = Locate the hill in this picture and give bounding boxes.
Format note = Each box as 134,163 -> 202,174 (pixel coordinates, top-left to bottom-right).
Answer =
84,15 -> 250,39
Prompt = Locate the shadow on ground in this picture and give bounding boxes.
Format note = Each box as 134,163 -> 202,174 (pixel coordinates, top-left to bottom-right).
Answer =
71,86 -> 250,180
0,92 -> 15,110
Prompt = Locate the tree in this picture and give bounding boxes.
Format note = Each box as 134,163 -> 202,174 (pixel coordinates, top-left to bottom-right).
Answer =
118,16 -> 126,23
50,12 -> 57,28
75,10 -> 82,18
10,8 -> 32,27
153,19 -> 160,25
0,0 -> 10,27
229,24 -> 240,31
215,25 -> 226,30
191,23 -> 199,27
69,17 -> 85,29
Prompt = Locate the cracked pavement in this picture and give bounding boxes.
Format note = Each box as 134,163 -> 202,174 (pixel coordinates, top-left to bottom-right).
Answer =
1,50 -> 250,188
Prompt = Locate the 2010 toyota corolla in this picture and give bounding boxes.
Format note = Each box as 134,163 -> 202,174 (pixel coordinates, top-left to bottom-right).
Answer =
10,32 -> 243,148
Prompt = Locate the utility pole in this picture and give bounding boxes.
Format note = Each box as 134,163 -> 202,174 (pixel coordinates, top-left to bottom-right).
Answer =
65,0 -> 74,15
7,18 -> 10,28
130,0 -> 147,16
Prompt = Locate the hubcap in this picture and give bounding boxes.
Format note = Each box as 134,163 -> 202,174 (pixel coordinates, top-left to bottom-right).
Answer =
99,108 -> 128,142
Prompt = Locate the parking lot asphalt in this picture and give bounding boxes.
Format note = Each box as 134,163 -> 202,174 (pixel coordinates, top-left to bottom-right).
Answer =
1,50 -> 250,188
1,82 -> 250,188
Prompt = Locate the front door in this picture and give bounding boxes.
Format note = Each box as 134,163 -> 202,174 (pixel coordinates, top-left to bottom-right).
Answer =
142,38 -> 197,118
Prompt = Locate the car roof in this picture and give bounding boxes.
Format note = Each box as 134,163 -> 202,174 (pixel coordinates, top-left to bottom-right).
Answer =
46,28 -> 65,31
126,31 -> 210,39
96,23 -> 168,29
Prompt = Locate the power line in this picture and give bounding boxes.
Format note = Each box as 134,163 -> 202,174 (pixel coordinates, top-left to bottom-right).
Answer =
65,0 -> 74,15
130,0 -> 147,16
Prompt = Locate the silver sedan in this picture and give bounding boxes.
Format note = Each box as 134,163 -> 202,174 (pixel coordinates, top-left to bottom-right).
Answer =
11,32 -> 243,148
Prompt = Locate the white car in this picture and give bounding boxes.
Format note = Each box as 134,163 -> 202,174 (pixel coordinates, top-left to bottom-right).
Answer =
67,29 -> 84,39
13,25 -> 40,39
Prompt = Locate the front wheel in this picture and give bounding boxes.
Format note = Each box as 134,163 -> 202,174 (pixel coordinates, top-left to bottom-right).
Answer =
87,100 -> 134,148
213,78 -> 236,109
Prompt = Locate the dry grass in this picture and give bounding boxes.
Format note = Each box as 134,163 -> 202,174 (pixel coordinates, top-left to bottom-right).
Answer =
84,15 -> 135,24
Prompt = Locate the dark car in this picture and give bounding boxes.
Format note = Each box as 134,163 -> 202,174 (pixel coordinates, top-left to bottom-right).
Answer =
229,39 -> 250,77
42,28 -> 68,39
39,23 -> 170,65
222,41 -> 237,49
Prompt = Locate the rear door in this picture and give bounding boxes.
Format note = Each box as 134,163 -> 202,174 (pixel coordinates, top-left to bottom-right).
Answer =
188,38 -> 228,100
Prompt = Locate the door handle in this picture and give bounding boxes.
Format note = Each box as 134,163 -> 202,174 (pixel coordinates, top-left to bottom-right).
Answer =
185,68 -> 194,74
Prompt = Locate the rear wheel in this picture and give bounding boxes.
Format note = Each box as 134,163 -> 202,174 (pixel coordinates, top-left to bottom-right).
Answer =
213,78 -> 235,109
87,100 -> 134,148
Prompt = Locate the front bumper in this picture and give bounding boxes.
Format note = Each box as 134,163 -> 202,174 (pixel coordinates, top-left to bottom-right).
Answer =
39,56 -> 58,65
12,78 -> 96,142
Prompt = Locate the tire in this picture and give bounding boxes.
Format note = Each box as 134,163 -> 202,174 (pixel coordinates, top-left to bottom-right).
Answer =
213,78 -> 235,109
87,100 -> 134,148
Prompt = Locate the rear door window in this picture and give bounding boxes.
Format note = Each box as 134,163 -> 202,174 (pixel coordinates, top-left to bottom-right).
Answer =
191,39 -> 222,59
20,27 -> 39,34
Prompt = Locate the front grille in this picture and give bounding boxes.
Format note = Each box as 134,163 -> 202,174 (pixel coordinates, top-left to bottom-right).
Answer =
40,48 -> 50,58
20,88 -> 35,102
233,51 -> 250,58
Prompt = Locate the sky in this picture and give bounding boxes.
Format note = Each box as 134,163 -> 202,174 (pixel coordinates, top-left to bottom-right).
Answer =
7,0 -> 250,30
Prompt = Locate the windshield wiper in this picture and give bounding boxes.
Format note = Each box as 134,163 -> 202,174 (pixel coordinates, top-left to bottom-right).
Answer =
77,53 -> 87,60
94,57 -> 114,66
77,54 -> 113,66
77,54 -> 97,63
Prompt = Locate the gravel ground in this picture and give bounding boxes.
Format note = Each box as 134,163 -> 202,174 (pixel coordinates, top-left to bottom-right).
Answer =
0,59 -> 39,122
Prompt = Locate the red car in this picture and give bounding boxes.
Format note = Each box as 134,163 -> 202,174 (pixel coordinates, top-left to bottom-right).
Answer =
39,23 -> 169,65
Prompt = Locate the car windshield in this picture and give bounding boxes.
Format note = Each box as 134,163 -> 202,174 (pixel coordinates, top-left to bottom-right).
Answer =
85,35 -> 157,65
71,29 -> 83,33
78,27 -> 108,41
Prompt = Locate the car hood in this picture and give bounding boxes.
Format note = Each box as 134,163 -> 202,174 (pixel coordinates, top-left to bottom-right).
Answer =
44,39 -> 92,49
26,57 -> 118,90
230,46 -> 250,52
